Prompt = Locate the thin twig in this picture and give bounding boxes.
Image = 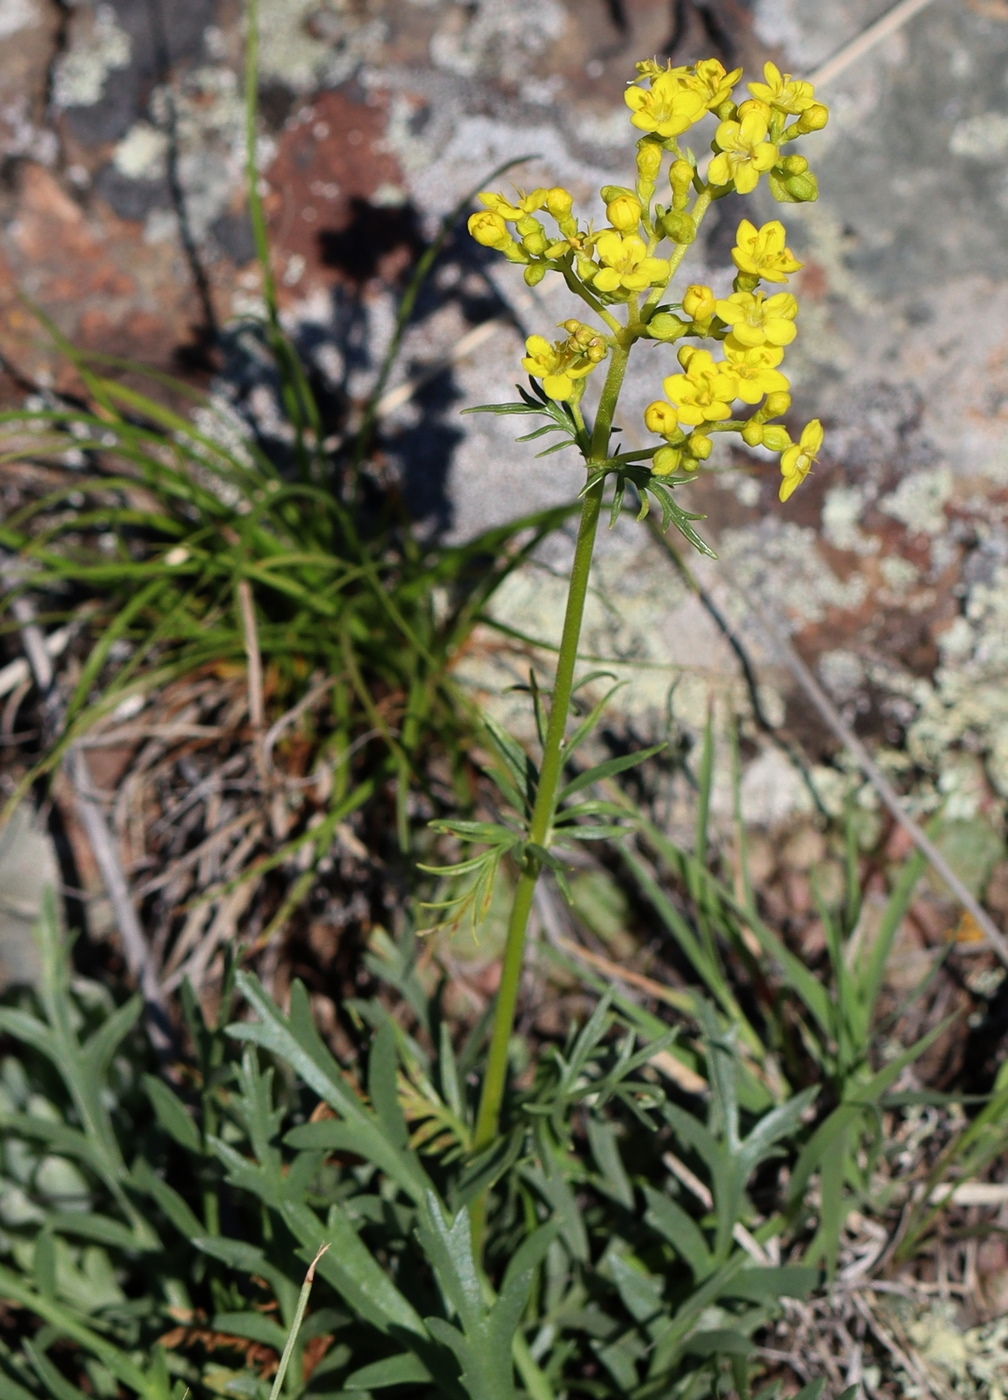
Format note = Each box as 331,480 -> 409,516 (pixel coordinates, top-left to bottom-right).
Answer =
647,533 -> 1008,970
268,1244 -> 330,1400
663,1150 -> 770,1264
4,577 -> 176,1056
751,606 -> 1008,969
0,624 -> 73,700
806,0 -> 942,88
68,747 -> 175,1054
550,933 -> 709,1095
237,578 -> 265,737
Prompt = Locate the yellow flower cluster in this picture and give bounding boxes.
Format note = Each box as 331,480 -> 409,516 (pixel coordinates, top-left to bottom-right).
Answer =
467,55 -> 830,505
521,321 -> 608,403
643,218 -> 821,496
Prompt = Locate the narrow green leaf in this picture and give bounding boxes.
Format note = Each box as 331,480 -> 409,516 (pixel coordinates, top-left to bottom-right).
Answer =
558,745 -> 665,803
48,1212 -> 156,1252
586,1117 -> 634,1209
368,1019 -> 409,1152
725,1266 -> 818,1302
143,1075 -> 202,1154
345,1353 -> 434,1389
132,1158 -> 205,1239
642,1187 -> 712,1280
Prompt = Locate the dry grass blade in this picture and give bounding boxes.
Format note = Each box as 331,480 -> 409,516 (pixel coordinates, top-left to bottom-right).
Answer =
552,934 -> 708,1094
807,0 -> 943,88
663,1151 -> 771,1265
3,574 -> 175,1054
267,1245 -> 330,1400
752,605 -> 1008,969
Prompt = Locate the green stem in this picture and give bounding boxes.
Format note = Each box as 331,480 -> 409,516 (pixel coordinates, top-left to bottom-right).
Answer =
642,187 -> 713,318
472,338 -> 631,1161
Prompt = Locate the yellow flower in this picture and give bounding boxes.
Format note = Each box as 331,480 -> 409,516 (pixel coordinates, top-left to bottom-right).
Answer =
715,290 -> 798,347
624,71 -> 706,139
708,112 -> 779,195
544,187 -> 574,218
477,187 -> 549,220
747,61 -> 816,115
606,193 -> 643,232
723,342 -> 790,404
731,219 -> 803,282
521,327 -> 607,402
661,348 -> 739,426
689,58 -> 742,110
682,284 -> 716,321
779,419 -> 823,502
468,211 -> 512,249
644,400 -> 680,436
593,231 -> 670,295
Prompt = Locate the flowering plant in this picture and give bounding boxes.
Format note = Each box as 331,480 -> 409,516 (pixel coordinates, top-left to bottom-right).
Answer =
454,57 -> 831,1169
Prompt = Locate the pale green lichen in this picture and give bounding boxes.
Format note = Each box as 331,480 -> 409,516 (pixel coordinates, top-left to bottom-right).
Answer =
878,553 -> 919,596
254,0 -> 386,92
907,564 -> 1008,798
821,483 -> 878,555
879,466 -> 954,536
428,0 -> 566,83
52,5 -> 131,110
139,68 -> 258,244
899,1299 -> 1008,1399
112,123 -> 169,180
719,520 -> 868,623
949,111 -> 1008,160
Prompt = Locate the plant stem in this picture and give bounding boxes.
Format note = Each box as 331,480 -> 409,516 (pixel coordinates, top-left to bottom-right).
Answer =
472,338 -> 631,1159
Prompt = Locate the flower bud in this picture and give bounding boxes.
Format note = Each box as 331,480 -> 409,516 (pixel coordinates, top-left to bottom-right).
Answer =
763,391 -> 792,417
644,400 -> 679,436
677,343 -> 699,370
668,158 -> 694,209
521,230 -> 548,255
797,103 -> 829,131
524,261 -> 548,287
762,424 -> 792,452
575,254 -> 598,282
769,158 -> 819,202
646,312 -> 691,341
661,209 -> 696,244
468,211 -> 510,248
687,431 -> 713,460
600,185 -> 634,205
680,454 -> 700,473
713,99 -> 737,122
742,420 -> 764,447
606,194 -> 643,232
545,187 -> 573,217
652,445 -> 682,476
636,142 -> 663,182
737,98 -> 771,121
682,284 -> 716,321
783,171 -> 819,202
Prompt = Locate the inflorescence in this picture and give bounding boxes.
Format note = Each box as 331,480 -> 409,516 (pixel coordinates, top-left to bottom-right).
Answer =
468,59 -> 829,503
